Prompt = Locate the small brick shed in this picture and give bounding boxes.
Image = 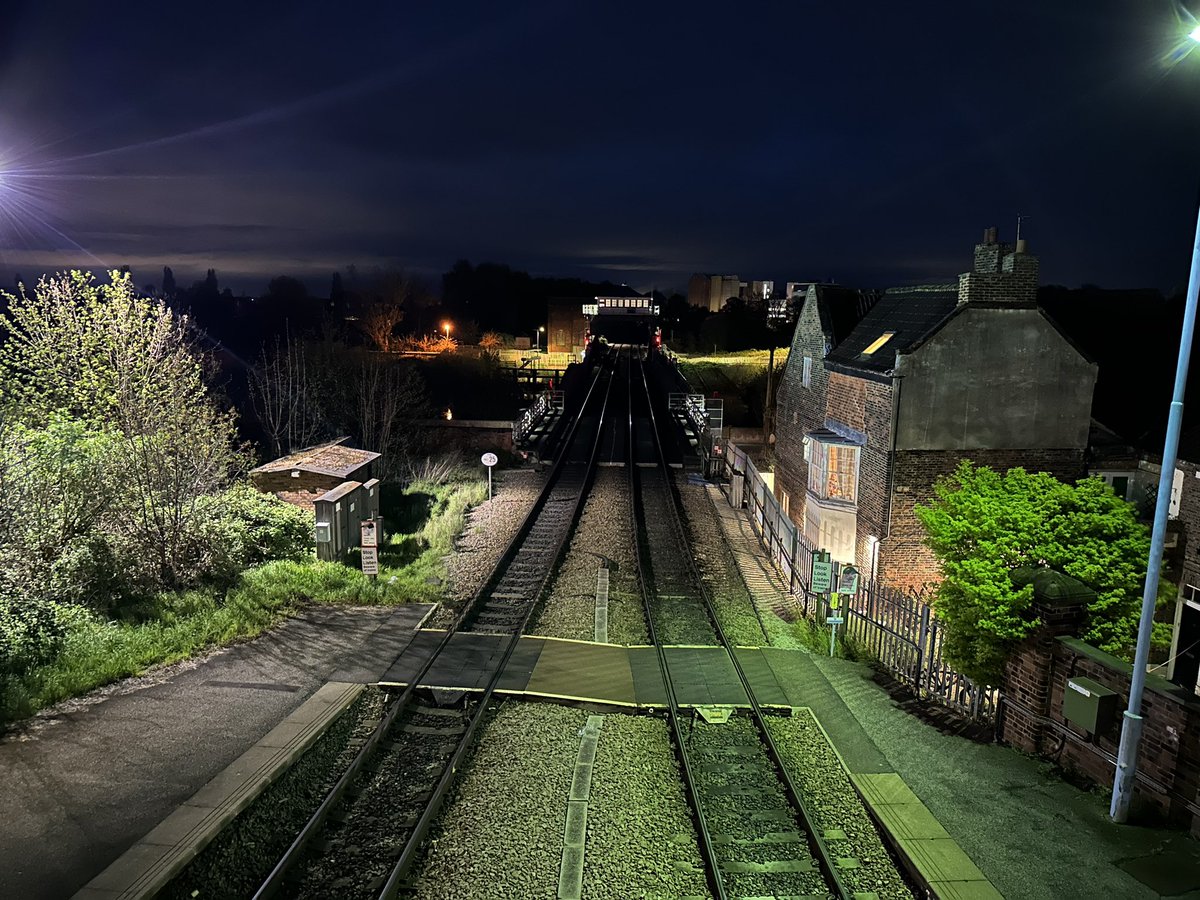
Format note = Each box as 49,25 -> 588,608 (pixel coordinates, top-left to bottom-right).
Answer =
250,438 -> 383,561
249,438 -> 381,506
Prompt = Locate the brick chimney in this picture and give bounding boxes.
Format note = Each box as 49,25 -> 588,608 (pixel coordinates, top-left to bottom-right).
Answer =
958,226 -> 1039,306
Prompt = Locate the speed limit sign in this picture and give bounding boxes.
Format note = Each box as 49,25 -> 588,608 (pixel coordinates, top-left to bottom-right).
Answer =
481,452 -> 498,499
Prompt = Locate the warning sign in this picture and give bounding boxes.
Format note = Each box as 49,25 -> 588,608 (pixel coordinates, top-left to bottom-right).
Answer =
361,519 -> 378,548
361,546 -> 379,576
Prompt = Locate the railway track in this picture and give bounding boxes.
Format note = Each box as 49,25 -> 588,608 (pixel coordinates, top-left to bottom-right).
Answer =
250,350 -> 618,900
628,351 -> 852,900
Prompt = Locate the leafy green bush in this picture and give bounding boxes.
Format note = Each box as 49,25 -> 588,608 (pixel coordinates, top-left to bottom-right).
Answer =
916,462 -> 1166,685
190,485 -> 314,585
0,589 -> 67,677
0,477 -> 487,726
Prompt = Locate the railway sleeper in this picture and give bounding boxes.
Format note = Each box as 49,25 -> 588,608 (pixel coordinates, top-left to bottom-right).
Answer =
411,704 -> 465,718
398,722 -> 467,736
709,830 -> 805,846
720,858 -> 815,874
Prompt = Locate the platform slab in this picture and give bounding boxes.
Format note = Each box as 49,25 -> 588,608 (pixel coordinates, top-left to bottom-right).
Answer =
72,681 -> 363,900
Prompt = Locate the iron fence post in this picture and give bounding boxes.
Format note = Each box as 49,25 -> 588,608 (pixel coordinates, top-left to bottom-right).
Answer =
916,603 -> 931,697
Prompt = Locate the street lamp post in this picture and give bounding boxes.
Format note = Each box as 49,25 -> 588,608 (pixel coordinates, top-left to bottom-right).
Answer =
442,321 -> 452,341
1110,205 -> 1200,822
1111,24 -> 1200,822
535,325 -> 545,353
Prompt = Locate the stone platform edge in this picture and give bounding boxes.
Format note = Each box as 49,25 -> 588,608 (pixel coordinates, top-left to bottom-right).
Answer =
72,680 -> 365,900
801,708 -> 1004,900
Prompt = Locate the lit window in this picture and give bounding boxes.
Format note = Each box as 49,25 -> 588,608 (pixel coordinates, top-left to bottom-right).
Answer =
862,332 -> 895,355
807,438 -> 859,502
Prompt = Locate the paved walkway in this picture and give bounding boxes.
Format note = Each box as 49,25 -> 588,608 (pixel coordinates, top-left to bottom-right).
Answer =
706,484 -> 801,621
0,603 -> 431,900
703,484 -> 1200,899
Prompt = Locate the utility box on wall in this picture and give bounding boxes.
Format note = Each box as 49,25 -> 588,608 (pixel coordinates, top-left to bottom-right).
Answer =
1063,677 -> 1118,734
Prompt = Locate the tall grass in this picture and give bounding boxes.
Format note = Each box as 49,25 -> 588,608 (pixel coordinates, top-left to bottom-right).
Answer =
1,477 -> 487,725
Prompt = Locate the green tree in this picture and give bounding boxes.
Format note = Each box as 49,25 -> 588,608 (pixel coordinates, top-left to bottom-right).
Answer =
0,271 -> 243,589
915,461 -> 1166,685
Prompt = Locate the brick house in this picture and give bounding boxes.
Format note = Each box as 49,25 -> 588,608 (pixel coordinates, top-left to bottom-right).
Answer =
773,229 -> 1097,592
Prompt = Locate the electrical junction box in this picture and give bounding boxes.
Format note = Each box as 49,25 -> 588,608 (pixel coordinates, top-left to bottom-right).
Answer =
315,521 -> 331,543
1063,677 -> 1118,734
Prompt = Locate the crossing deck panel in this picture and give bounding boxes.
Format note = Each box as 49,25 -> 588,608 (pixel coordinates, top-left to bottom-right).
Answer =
731,647 -> 791,706
525,639 -> 637,704
381,632 -> 802,710
627,647 -> 668,705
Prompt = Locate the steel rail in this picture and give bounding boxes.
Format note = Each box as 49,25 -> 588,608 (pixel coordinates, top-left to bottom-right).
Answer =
376,349 -> 617,899
252,353 -> 613,900
635,352 -> 853,900
625,347 -> 729,900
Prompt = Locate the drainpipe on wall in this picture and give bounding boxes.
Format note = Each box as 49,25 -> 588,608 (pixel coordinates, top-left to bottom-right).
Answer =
882,362 -> 903,580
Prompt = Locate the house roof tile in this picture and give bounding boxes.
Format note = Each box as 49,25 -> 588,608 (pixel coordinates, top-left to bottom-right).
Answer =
825,283 -> 959,376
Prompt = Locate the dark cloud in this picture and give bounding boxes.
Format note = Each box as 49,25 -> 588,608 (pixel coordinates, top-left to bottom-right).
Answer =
3,1 -> 1200,295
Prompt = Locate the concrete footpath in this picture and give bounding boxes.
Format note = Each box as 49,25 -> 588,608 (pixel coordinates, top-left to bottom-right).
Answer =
706,485 -> 1200,899
0,603 -> 432,900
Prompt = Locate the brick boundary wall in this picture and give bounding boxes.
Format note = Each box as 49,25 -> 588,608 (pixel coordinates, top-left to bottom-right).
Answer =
883,449 -> 1087,593
1000,596 -> 1200,833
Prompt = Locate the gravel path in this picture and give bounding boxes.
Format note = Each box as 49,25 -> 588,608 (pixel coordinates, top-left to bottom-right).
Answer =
586,714 -> 709,900
435,469 -> 545,627
411,702 -> 587,899
767,710 -> 914,900
530,468 -> 647,644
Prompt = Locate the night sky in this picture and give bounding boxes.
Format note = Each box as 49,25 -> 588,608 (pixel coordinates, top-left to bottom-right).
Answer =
4,1 -> 1200,296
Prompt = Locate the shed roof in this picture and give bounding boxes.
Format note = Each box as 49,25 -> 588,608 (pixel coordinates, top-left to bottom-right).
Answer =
316,480 -> 363,504
250,437 -> 380,479
825,284 -> 959,377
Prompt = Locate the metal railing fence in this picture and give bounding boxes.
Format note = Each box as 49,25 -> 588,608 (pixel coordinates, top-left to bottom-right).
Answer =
721,441 -> 998,722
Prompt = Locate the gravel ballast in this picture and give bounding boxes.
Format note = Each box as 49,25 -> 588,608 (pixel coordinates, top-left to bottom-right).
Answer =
436,469 -> 545,626
585,713 -> 709,900
531,468 -> 647,644
676,482 -> 772,647
767,709 -> 915,900
411,702 -> 587,899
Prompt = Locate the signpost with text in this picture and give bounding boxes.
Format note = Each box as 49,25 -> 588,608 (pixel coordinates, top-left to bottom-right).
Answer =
481,452 -> 498,500
360,519 -> 380,578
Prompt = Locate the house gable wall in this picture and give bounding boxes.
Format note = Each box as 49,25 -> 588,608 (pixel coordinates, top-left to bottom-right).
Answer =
896,307 -> 1095,451
774,289 -> 827,520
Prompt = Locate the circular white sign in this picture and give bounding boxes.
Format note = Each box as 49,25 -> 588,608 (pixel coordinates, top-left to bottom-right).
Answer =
481,452 -> 498,467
